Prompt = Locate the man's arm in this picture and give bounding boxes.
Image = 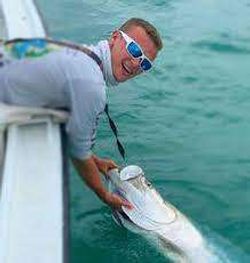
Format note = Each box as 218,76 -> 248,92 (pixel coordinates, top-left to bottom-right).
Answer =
72,156 -> 133,210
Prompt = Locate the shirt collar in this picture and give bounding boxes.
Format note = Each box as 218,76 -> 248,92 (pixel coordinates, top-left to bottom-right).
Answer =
88,40 -> 118,87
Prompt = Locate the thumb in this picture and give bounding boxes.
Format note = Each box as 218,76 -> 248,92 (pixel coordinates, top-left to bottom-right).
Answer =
107,161 -> 119,170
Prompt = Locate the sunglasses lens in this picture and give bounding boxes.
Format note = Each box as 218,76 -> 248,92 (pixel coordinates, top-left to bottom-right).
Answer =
141,58 -> 152,71
127,42 -> 142,58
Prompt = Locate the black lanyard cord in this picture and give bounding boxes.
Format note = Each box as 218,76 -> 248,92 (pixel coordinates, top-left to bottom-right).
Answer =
104,104 -> 126,161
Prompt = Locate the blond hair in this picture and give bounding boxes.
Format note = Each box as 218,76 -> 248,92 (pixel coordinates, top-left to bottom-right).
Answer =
119,18 -> 163,51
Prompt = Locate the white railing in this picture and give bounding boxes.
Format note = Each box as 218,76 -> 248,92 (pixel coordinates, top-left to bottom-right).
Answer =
0,1 -> 68,263
1,0 -> 46,39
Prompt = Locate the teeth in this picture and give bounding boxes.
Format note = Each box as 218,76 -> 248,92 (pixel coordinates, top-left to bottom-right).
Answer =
123,63 -> 132,75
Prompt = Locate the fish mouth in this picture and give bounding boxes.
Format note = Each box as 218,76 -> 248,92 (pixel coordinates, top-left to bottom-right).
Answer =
119,165 -> 143,181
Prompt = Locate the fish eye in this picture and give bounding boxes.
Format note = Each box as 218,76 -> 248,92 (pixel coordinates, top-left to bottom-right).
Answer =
142,177 -> 152,188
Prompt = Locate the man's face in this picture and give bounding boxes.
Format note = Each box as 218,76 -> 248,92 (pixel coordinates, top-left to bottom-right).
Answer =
109,26 -> 158,83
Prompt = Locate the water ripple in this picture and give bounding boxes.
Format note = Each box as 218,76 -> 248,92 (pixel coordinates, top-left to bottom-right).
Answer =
155,179 -> 228,208
192,40 -> 250,54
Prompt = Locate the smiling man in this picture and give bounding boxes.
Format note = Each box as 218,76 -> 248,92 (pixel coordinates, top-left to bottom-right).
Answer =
110,24 -> 159,82
0,18 -> 163,209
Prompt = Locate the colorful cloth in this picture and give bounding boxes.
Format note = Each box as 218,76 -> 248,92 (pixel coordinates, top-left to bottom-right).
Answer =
4,39 -> 61,59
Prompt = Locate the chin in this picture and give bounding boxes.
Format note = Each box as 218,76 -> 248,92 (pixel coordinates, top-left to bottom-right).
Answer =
120,75 -> 132,83
114,67 -> 135,83
114,72 -> 128,83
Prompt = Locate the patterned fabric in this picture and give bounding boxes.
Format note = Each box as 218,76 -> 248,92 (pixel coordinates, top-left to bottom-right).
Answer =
4,39 -> 61,59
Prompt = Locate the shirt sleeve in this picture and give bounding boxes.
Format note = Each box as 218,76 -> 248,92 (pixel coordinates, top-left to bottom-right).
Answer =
66,77 -> 106,160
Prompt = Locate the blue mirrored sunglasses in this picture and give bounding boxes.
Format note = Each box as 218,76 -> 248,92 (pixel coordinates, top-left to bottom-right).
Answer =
119,31 -> 152,71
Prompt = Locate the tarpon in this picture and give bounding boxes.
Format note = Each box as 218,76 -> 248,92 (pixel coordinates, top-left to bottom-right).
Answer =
106,165 -> 218,262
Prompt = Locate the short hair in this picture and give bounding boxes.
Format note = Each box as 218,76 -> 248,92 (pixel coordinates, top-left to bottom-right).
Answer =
119,18 -> 163,51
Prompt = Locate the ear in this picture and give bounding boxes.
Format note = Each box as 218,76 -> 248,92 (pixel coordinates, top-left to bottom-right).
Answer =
109,30 -> 121,49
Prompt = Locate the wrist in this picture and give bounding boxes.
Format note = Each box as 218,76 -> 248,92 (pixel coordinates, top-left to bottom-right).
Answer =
95,187 -> 110,203
100,191 -> 111,204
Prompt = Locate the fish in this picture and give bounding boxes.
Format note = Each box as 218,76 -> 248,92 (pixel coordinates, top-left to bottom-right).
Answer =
106,165 -> 217,262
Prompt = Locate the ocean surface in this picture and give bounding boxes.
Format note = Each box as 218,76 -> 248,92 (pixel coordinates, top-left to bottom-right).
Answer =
37,0 -> 250,262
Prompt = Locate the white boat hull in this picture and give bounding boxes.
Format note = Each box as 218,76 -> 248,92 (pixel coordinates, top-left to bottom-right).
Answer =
0,0 -> 69,262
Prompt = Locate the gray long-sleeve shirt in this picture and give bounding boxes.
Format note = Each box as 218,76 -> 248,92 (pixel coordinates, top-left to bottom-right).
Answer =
0,40 -> 117,159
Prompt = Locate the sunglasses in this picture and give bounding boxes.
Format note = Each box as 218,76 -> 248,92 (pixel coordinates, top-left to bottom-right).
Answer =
119,30 -> 152,71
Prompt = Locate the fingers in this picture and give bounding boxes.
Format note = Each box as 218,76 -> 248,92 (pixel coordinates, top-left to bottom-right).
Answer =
108,193 -> 133,210
107,160 -> 118,170
103,160 -> 119,175
121,199 -> 134,210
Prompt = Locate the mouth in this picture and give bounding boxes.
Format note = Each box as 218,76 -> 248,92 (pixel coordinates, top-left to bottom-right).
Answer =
122,61 -> 133,76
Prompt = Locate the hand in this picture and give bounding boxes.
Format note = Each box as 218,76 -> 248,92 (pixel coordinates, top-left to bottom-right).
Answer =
104,192 -> 133,210
94,156 -> 118,175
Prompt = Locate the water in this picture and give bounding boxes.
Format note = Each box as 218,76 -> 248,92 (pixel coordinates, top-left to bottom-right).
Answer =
37,0 -> 250,261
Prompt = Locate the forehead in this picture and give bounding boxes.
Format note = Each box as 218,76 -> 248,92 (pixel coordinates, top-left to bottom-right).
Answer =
125,26 -> 158,61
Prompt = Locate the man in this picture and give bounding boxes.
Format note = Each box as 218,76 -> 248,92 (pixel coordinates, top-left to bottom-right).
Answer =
0,18 -> 163,209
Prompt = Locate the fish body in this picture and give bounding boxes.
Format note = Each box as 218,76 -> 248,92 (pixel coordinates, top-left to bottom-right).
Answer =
107,166 -> 215,262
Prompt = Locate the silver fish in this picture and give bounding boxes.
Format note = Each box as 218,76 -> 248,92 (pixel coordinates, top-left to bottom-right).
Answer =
107,165 -> 218,262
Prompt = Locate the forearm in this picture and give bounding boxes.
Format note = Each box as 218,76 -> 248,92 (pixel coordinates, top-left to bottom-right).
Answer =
72,156 -> 108,202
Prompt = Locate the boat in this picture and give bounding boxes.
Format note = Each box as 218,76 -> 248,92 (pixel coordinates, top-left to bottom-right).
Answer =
0,1 -> 69,262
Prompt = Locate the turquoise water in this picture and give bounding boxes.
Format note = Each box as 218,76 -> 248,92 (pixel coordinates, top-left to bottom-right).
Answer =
37,0 -> 250,261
